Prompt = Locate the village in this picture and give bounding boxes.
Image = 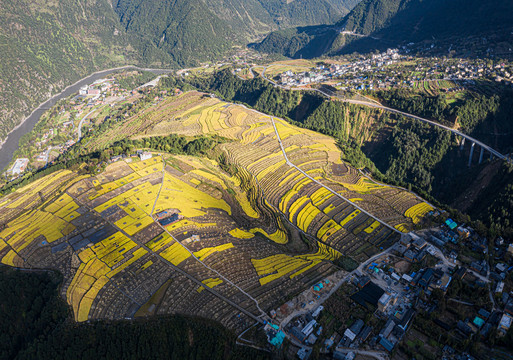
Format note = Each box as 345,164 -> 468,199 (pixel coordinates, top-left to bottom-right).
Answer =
261,216 -> 513,360
3,72 -> 167,181
268,49 -> 513,93
7,50 -> 513,180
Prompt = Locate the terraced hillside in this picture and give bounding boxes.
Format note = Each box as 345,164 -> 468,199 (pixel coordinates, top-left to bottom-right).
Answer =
0,92 -> 433,331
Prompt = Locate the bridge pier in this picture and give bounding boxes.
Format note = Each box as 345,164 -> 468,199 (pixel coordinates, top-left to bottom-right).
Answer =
468,142 -> 475,167
460,137 -> 466,150
478,147 -> 484,164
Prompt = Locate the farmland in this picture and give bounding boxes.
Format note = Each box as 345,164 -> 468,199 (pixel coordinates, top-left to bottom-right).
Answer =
0,91 -> 434,333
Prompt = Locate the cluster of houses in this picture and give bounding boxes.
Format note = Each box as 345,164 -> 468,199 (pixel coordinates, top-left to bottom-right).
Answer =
314,270 -> 418,358
437,60 -> 513,86
278,49 -> 403,89
79,78 -> 115,101
288,305 -> 325,346
275,49 -> 513,93
494,63 -> 513,85
281,221 -> 513,359
4,74 -> 157,179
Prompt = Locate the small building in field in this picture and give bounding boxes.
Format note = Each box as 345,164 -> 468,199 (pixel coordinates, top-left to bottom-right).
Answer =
139,152 -> 152,161
312,305 -> 324,318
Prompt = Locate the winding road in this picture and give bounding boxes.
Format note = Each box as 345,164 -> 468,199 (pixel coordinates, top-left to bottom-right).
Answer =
74,168 -> 266,325
270,115 -> 402,234
257,66 -> 507,162
77,107 -> 104,141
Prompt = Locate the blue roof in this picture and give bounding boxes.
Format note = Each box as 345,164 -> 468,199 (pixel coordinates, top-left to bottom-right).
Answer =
445,219 -> 458,230
473,317 -> 485,328
379,337 -> 395,352
270,331 -> 285,347
478,309 -> 490,319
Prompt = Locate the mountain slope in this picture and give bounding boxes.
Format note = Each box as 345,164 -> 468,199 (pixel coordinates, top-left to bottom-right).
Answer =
114,0 -> 234,66
255,0 -> 513,58
340,0 -> 513,39
0,0 -> 141,147
252,25 -> 340,59
114,0 -> 360,65
0,0 -> 361,147
337,0 -> 513,55
254,0 -> 355,28
339,0 -> 407,35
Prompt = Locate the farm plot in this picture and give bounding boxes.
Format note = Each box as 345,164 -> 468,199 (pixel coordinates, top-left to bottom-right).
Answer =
142,96 -> 432,255
0,91 -> 437,332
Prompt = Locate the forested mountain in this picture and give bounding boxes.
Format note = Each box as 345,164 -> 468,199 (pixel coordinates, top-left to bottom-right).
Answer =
114,0 -> 235,66
113,0 -> 358,66
0,0 -> 139,147
255,0 -> 513,58
252,26 -> 340,59
254,0 -> 359,28
0,0 -> 360,148
339,0 -> 406,35
340,0 -> 513,39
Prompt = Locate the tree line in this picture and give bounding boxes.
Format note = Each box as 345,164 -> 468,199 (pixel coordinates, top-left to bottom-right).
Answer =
0,134 -> 220,196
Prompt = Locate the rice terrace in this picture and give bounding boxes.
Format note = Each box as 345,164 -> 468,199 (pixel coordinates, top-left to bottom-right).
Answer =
0,91 -> 434,333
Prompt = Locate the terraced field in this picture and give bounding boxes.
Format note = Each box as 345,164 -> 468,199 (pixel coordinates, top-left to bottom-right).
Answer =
140,92 -> 433,256
0,91 -> 434,333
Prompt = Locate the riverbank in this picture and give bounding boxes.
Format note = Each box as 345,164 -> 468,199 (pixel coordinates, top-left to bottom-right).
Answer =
0,65 -> 174,172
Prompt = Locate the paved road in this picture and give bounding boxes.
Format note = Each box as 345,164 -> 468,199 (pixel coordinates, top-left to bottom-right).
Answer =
448,298 -> 474,306
279,247 -> 393,326
358,169 -> 437,210
341,97 -> 507,160
270,115 -> 401,234
74,188 -> 265,325
255,66 -> 507,162
136,75 -> 164,90
0,65 -> 174,171
77,107 -> 102,141
226,99 -> 405,234
335,347 -> 389,360
154,211 -> 268,319
236,323 -> 271,352
429,241 -> 491,283
278,247 -> 393,351
150,155 -> 268,319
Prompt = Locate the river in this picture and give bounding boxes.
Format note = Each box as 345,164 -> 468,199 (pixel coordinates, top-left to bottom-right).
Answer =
0,66 -> 173,172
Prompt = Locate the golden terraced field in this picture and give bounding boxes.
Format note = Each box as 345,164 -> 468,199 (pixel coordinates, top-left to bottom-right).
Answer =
0,91 -> 434,332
